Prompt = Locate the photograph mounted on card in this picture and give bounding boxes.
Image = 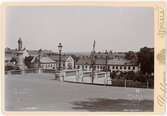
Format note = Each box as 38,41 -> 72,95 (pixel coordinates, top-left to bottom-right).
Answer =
0,2 -> 165,115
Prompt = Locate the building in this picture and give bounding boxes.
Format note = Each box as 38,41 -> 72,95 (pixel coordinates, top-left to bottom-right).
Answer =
75,56 -> 91,71
107,58 -> 139,72
29,55 -> 75,70
50,55 -> 75,70
75,52 -> 140,72
40,57 -> 57,69
30,56 -> 56,69
65,56 -> 75,69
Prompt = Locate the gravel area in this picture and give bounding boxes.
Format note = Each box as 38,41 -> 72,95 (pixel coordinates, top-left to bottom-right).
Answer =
5,73 -> 153,111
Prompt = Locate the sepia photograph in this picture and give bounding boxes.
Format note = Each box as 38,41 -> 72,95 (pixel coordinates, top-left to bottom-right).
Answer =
3,4 -> 156,112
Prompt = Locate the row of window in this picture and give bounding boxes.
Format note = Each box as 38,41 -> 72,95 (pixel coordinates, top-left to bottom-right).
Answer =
77,65 -> 90,69
41,63 -> 56,68
40,63 -> 137,71
41,63 -> 66,67
112,66 -> 136,70
76,65 -> 137,70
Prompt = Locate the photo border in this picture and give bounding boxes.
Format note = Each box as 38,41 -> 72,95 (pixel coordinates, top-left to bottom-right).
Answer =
0,2 -> 165,115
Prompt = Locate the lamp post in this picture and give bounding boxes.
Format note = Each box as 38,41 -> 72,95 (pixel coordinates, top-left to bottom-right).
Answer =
105,50 -> 108,72
58,43 -> 63,71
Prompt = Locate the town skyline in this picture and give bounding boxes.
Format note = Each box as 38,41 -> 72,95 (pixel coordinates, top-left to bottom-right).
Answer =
6,7 -> 154,52
5,44 -> 153,54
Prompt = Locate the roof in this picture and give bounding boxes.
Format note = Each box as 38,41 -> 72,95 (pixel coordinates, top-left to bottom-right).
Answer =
49,55 -> 69,62
76,57 -> 91,65
40,57 -> 56,63
76,57 -> 137,66
108,58 -> 133,65
95,59 -> 106,65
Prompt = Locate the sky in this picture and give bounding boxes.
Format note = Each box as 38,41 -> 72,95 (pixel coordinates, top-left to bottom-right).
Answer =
5,6 -> 154,53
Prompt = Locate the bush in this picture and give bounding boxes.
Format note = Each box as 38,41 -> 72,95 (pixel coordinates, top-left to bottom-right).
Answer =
110,71 -> 154,88
111,79 -> 152,88
5,65 -> 15,71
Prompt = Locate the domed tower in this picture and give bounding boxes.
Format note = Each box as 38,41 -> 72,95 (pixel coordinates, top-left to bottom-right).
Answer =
16,38 -> 26,70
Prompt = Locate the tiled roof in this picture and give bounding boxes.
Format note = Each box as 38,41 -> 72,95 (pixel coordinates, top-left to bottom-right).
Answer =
95,59 -> 106,65
40,57 -> 56,63
108,59 -> 133,65
49,55 -> 69,62
76,57 -> 91,65
76,57 -> 137,66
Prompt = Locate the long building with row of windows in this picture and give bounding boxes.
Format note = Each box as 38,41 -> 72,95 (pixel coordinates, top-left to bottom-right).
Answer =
75,53 -> 140,72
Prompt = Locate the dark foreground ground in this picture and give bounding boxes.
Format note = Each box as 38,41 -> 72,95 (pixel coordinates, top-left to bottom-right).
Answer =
5,73 -> 153,112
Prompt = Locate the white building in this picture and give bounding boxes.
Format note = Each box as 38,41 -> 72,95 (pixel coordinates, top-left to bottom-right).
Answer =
65,56 -> 75,69
40,57 -> 57,69
75,54 -> 140,72
107,58 -> 139,72
49,55 -> 75,70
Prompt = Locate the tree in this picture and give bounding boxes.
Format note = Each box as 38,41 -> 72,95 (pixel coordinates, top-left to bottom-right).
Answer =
125,51 -> 137,61
124,71 -> 135,80
137,47 -> 154,75
24,56 -> 34,68
10,57 -> 17,64
38,49 -> 42,68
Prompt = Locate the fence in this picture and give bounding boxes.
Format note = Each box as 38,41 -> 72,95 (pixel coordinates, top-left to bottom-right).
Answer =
5,68 -> 56,75
112,79 -> 152,88
5,69 -> 152,88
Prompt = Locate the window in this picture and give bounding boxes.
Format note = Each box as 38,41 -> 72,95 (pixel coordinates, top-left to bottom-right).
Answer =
133,66 -> 135,70
82,65 -> 84,69
77,65 -> 80,69
113,66 -> 115,69
67,63 -> 72,69
116,66 -> 118,69
124,66 -> 126,70
85,65 -> 87,68
103,66 -> 105,69
108,66 -> 110,70
120,66 -> 122,69
128,66 -> 130,70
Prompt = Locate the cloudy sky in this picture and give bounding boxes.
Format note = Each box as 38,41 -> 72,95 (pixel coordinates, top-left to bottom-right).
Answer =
5,6 -> 154,53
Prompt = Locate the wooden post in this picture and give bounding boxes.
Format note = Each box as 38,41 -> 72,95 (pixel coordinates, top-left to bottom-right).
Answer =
125,79 -> 127,88
147,80 -> 149,88
38,68 -> 41,74
75,70 -> 78,82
